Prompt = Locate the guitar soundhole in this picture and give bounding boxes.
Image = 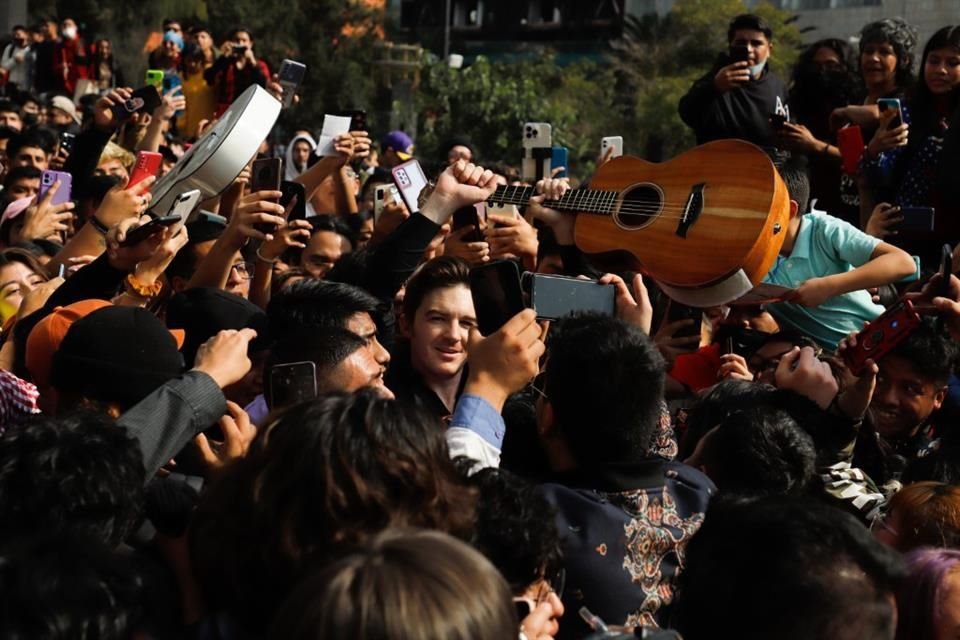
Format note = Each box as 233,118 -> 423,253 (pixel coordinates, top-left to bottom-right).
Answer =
614,183 -> 663,230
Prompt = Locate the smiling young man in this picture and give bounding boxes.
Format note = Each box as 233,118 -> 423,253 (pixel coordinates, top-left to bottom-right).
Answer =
678,13 -> 789,150
387,256 -> 477,420
853,319 -> 958,485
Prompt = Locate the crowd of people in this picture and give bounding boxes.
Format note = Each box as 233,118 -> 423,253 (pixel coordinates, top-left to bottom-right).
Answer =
0,9 -> 960,640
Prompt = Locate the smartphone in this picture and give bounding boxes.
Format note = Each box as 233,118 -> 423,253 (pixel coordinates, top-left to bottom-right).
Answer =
268,361 -> 318,410
127,151 -> 163,191
232,45 -> 247,57
119,214 -> 182,247
374,184 -> 400,221
162,72 -> 182,96
897,206 -> 935,232
844,299 -> 921,375
278,59 -> 307,109
770,113 -> 787,130
878,98 -> 903,130
715,324 -> 768,358
391,158 -> 428,214
470,260 -> 525,336
39,170 -> 72,206
145,69 -> 164,90
521,122 -> 552,182
251,157 -> 283,233
530,274 -> 615,321
339,108 -> 366,131
939,244 -> 953,301
551,147 -> 568,179
59,131 -> 76,156
601,135 -> 623,159
281,180 -> 307,222
451,204 -> 485,243
837,125 -> 865,176
166,189 -> 202,231
730,44 -> 750,63
112,85 -> 162,121
666,299 -> 703,342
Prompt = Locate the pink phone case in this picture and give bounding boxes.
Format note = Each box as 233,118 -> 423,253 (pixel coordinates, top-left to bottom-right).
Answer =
391,159 -> 428,214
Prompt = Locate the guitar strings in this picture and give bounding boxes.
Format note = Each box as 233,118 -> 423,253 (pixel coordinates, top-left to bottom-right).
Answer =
488,197 -> 756,220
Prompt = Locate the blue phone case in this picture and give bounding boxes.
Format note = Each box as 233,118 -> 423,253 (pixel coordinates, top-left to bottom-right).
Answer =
551,147 -> 568,178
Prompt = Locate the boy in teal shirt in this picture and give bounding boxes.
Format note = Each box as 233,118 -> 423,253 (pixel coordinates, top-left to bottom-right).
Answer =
763,160 -> 917,350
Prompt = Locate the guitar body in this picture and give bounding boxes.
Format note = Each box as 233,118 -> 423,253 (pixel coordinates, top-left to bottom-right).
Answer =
574,139 -> 790,289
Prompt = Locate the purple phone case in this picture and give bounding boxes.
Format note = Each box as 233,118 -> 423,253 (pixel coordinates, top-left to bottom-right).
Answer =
39,171 -> 72,206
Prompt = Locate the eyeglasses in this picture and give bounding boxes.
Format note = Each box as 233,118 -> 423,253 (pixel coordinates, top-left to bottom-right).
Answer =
230,261 -> 254,280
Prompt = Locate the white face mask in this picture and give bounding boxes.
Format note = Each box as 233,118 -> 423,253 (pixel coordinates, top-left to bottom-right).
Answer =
748,59 -> 767,79
62,26 -> 77,39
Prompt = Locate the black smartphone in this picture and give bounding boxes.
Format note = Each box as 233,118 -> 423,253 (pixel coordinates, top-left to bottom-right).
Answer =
268,361 -> 317,410
452,205 -> 485,243
715,324 -> 768,358
666,300 -> 703,341
470,260 -> 525,336
529,274 -> 615,321
770,113 -> 787,130
344,109 -> 366,131
119,214 -> 182,247
280,180 -> 307,221
59,131 -> 76,155
730,44 -> 750,63
232,45 -> 247,57
878,98 -> 903,130
897,206 -> 935,232
112,85 -> 162,121
251,157 -> 283,234
939,244 -> 953,300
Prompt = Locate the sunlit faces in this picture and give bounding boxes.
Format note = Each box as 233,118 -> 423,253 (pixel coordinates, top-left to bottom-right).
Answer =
408,285 -> 477,382
341,312 -> 392,397
924,47 -> 960,95
731,29 -> 771,66
860,42 -> 899,90
0,262 -> 44,319
868,354 -> 946,441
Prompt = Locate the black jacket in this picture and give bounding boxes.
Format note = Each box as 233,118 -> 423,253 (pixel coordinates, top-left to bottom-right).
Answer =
678,56 -> 788,150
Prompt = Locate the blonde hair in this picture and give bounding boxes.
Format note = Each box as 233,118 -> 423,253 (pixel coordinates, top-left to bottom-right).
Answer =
98,141 -> 135,171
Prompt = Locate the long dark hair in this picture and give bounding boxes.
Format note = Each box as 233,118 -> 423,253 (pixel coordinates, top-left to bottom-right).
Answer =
859,18 -> 919,94
910,26 -> 960,142
789,39 -> 863,131
190,389 -> 478,632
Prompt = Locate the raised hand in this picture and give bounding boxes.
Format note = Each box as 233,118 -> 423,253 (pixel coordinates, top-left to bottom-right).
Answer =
714,61 -> 751,92
18,181 -> 74,242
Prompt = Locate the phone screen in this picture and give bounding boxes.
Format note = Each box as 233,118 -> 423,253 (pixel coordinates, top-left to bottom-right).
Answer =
452,205 -> 484,243
878,98 -> 902,129
268,361 -> 318,410
666,300 -> 703,341
281,181 -> 307,221
470,260 -> 525,336
530,274 -> 615,321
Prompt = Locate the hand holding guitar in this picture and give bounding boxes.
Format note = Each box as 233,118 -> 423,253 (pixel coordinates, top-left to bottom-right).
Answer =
529,176 -> 574,245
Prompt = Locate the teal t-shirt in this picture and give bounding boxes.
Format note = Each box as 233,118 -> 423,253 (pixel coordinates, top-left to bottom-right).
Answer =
762,212 -> 885,350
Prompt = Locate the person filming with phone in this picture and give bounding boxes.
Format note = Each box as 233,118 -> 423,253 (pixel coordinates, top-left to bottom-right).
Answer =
204,27 -> 270,117
678,13 -> 789,153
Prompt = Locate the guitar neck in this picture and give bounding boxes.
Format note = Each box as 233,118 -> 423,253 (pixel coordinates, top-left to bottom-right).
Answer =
488,185 -> 619,215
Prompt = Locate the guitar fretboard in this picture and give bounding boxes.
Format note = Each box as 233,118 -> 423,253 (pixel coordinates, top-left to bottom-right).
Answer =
488,185 -> 620,216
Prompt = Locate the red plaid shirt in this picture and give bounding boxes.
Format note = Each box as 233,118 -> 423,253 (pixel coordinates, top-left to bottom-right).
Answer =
0,370 -> 40,433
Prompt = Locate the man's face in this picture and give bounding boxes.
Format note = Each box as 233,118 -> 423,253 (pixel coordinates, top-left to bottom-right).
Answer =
447,144 -> 472,165
731,29 -> 771,66
6,176 -> 40,200
194,30 -> 213,50
95,158 -> 129,180
869,354 -> 946,440
49,108 -> 73,127
12,29 -> 27,46
301,230 -> 352,279
226,257 -> 252,299
408,284 -> 476,382
13,146 -> 47,170
747,340 -> 796,385
0,111 -> 21,131
333,312 -> 392,396
234,31 -> 253,49
165,22 -> 182,36
292,141 -> 311,169
44,21 -> 58,39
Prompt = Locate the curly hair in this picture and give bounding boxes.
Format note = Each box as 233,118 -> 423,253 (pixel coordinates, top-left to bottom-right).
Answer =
0,412 -> 145,547
859,18 -> 919,91
190,389 -> 478,632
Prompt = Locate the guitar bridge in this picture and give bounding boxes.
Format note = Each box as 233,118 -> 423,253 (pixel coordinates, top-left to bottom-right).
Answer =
676,183 -> 706,238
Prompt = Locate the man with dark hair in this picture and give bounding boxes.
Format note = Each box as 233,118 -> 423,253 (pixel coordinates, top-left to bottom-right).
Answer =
854,319 -> 959,484
1,26 -> 35,93
204,26 -> 270,116
1,164 -> 41,204
300,214 -> 355,279
0,99 -> 22,131
534,313 -> 714,634
684,404 -> 816,496
679,13 -> 789,150
0,413 -> 144,546
6,128 -> 54,170
673,495 -> 904,640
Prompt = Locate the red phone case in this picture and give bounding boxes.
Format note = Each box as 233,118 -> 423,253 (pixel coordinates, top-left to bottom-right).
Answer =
127,152 -> 163,190
837,126 -> 865,176
844,300 -> 921,375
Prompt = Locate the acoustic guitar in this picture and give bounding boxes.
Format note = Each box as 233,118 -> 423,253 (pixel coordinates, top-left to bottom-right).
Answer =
488,139 -> 791,290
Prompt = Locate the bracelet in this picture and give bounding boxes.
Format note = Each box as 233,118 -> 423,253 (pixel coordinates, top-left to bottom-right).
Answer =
125,273 -> 163,298
821,141 -> 831,155
88,216 -> 110,235
255,246 -> 279,264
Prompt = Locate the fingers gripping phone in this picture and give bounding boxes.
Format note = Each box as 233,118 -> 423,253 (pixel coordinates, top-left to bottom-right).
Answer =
665,299 -> 703,341
112,85 -> 162,122
730,44 -> 750,63
127,151 -> 163,191
39,170 -> 73,206
119,214 -> 183,247
451,204 -> 485,243
896,206 -> 935,232
374,184 -> 400,222
145,69 -> 164,89
251,157 -> 283,233
600,136 -> 623,159
168,189 -> 202,231
470,260 -> 525,336
281,181 -> 307,222
268,361 -> 318,410
391,159 -> 428,214
878,98 -> 903,130
843,299 -> 921,375
529,274 -> 615,321
837,125 -> 865,176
